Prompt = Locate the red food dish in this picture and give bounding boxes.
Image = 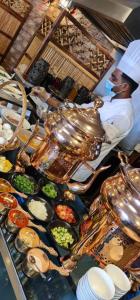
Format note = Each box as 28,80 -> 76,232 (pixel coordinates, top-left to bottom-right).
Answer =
0,193 -> 17,209
8,209 -> 28,228
55,204 -> 77,224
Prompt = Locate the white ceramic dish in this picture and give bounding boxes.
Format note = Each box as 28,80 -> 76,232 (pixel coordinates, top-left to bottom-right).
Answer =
105,264 -> 131,299
87,267 -> 115,300
1,108 -> 30,130
76,267 -> 115,300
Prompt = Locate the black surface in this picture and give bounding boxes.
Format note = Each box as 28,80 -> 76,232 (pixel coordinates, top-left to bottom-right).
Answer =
0,255 -> 16,300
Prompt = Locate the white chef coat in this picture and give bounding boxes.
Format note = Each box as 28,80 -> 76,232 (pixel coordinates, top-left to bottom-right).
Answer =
71,96 -> 134,182
119,88 -> 140,152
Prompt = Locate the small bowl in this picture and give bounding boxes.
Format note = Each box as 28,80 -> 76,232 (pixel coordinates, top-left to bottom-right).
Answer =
0,156 -> 13,174
40,178 -> 62,201
11,173 -> 39,195
27,197 -> 54,223
48,220 -> 78,250
54,201 -> 79,226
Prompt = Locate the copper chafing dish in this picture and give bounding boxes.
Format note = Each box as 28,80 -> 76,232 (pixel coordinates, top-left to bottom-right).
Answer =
18,97 -> 109,193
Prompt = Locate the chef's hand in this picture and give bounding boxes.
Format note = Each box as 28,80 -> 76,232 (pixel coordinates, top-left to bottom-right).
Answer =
31,86 -> 50,102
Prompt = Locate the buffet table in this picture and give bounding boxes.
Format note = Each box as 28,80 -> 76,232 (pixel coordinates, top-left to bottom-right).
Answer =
0,156 -> 97,300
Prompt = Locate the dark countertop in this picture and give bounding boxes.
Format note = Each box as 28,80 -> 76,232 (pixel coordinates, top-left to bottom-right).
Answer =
0,160 -> 97,300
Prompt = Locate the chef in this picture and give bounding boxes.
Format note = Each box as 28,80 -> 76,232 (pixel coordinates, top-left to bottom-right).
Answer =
119,84 -> 140,153
33,40 -> 140,182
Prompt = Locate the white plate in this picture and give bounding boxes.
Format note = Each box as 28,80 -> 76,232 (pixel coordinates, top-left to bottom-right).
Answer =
87,267 -> 115,300
105,264 -> 131,292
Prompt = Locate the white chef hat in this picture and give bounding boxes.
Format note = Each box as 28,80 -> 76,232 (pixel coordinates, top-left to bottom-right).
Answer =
117,40 -> 140,84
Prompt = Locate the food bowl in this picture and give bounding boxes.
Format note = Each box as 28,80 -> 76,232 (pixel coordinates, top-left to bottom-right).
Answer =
1,108 -> 30,130
27,197 -> 54,223
40,178 -> 62,201
54,201 -> 79,226
0,156 -> 13,173
48,220 -> 78,250
11,173 -> 39,195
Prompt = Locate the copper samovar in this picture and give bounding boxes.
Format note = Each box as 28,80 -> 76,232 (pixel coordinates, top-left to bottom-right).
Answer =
17,97 -> 109,193
62,152 -> 140,279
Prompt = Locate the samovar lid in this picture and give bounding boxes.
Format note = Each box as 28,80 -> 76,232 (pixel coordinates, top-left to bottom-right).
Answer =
62,97 -> 105,140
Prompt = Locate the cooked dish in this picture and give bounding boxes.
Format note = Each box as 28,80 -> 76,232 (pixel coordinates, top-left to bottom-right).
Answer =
0,193 -> 17,209
28,199 -> 48,221
19,227 -> 40,248
8,209 -> 28,228
55,204 -> 76,224
42,183 -> 57,199
13,174 -> 36,194
0,156 -> 12,172
51,226 -> 74,248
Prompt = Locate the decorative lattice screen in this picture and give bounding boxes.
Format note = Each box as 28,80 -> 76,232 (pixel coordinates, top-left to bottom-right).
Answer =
39,13 -> 113,79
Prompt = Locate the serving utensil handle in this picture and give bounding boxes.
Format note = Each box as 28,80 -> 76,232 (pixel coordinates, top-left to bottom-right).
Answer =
17,204 -> 33,220
49,261 -> 70,276
13,189 -> 27,199
28,221 -> 46,232
40,241 -> 58,257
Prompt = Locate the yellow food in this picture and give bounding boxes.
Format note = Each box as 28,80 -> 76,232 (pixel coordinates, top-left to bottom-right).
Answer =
0,157 -> 12,172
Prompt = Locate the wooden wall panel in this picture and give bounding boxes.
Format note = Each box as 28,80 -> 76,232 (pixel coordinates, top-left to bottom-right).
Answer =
0,7 -> 20,36
0,0 -> 32,62
26,36 -> 42,58
0,33 -> 11,54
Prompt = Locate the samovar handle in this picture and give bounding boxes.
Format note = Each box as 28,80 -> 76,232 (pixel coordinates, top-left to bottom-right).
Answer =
118,151 -> 140,198
118,151 -> 129,166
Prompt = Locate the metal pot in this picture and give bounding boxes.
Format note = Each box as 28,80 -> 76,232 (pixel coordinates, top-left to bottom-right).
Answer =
30,98 -> 109,193
101,152 -> 140,243
62,153 -> 140,272
17,97 -> 109,193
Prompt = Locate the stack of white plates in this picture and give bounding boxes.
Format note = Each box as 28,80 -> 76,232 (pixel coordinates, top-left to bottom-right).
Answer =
105,264 -> 131,300
76,267 -> 115,300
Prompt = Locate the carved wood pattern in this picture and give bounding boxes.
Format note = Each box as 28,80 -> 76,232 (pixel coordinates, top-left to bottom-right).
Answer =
39,13 -> 113,78
0,0 -> 31,18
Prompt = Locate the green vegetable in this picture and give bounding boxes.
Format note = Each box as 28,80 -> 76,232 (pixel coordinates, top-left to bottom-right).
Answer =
51,226 -> 74,248
13,175 -> 35,194
42,183 -> 57,199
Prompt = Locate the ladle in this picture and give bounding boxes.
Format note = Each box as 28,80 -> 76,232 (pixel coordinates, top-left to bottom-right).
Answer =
16,227 -> 58,257
28,220 -> 46,233
39,240 -> 58,256
27,248 -> 70,277
0,193 -> 32,219
0,178 -> 27,198
29,256 -> 47,280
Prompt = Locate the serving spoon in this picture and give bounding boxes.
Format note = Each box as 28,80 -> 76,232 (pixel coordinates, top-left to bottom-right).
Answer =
0,193 -> 33,220
0,178 -> 27,198
28,220 -> 46,233
29,256 -> 47,280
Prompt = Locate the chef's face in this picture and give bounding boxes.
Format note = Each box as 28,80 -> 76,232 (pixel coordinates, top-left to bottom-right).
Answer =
110,69 -> 122,85
110,69 -> 128,94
